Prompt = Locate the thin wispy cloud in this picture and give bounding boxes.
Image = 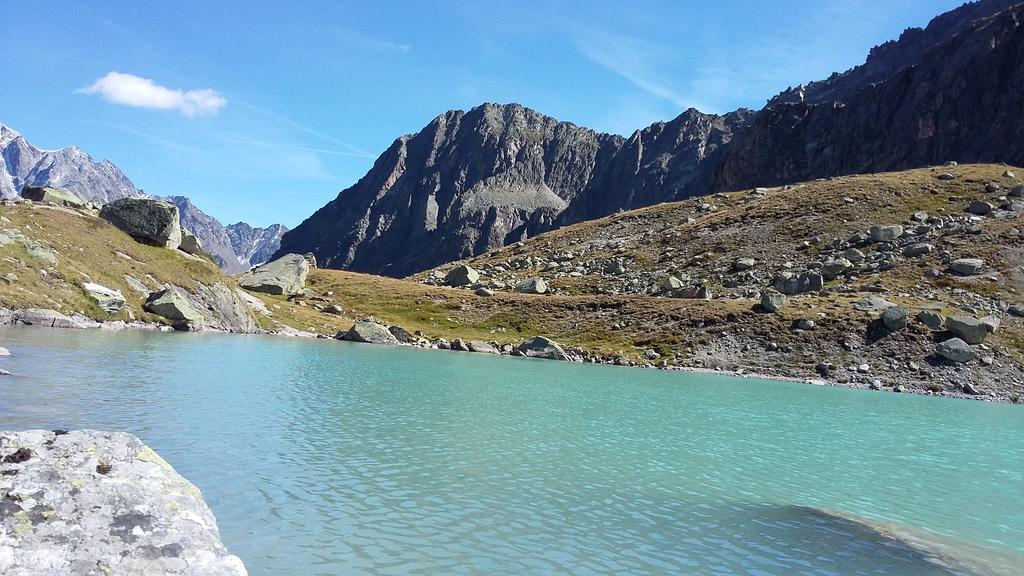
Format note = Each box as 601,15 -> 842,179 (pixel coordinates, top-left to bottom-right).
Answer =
335,29 -> 411,54
240,103 -> 374,158
572,30 -> 715,113
78,72 -> 227,117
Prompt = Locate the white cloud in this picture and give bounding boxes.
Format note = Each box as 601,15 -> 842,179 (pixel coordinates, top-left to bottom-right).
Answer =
78,72 -> 227,117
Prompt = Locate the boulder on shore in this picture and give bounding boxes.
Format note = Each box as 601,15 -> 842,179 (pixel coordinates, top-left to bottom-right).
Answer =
19,186 -> 86,208
238,253 -> 310,296
100,198 -> 182,249
12,308 -> 86,329
338,320 -> 399,344
515,336 -> 569,360
0,429 -> 247,575
468,340 -> 499,354
144,288 -> 205,330
936,338 -> 975,363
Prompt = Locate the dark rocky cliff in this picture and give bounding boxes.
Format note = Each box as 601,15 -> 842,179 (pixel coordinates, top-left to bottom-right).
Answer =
278,0 -> 1024,277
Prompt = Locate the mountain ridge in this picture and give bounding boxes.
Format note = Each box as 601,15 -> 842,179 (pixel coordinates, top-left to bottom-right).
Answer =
0,120 -> 285,272
276,0 -> 1024,277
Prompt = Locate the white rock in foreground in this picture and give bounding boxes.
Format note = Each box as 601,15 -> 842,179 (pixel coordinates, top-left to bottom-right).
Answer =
0,429 -> 246,576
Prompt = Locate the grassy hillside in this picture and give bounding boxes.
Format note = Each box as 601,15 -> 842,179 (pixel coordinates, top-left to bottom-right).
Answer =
0,203 -> 227,324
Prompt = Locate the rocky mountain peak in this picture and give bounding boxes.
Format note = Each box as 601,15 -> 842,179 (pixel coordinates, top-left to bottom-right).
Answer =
767,0 -> 1021,106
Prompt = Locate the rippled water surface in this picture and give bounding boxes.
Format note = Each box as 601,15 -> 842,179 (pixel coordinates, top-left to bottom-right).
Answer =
1,327 -> 1022,575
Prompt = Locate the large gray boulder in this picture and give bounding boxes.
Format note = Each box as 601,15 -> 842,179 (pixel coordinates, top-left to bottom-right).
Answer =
20,186 -> 85,208
238,253 -> 309,296
881,306 -> 908,331
444,265 -> 479,287
338,320 -> 399,344
773,271 -> 824,295
868,225 -> 903,243
100,198 -> 182,249
760,290 -> 786,313
144,288 -> 205,330
180,230 -> 204,255
467,340 -> 500,354
515,277 -> 548,294
515,336 -> 569,360
945,315 -> 990,344
0,429 -> 247,576
936,338 -> 975,363
82,282 -> 126,314
949,258 -> 983,276
820,258 -> 852,280
916,310 -> 946,331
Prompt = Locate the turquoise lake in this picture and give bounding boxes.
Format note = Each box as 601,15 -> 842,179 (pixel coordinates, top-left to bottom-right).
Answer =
0,326 -> 1022,575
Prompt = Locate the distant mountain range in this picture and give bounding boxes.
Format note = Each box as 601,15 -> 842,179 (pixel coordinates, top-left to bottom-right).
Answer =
276,0 -> 1024,277
0,123 -> 142,203
0,121 -> 285,271
168,197 -> 288,273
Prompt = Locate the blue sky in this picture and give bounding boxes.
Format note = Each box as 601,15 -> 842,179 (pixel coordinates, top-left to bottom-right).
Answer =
1,0 -> 964,227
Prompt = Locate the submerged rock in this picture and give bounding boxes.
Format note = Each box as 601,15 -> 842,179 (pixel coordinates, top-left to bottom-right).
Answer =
515,336 -> 569,360
0,429 -> 247,575
238,253 -> 310,296
100,198 -> 183,249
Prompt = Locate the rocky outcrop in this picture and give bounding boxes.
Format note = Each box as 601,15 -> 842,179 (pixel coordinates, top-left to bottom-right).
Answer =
143,284 -> 257,333
225,222 -> 288,270
0,429 -> 247,576
19,186 -> 85,208
101,198 -> 183,249
238,253 -> 309,296
0,123 -> 143,202
144,288 -> 205,330
82,282 -> 126,314
276,1 -> 1024,277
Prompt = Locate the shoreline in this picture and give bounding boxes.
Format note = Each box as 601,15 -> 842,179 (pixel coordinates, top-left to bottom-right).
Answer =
0,307 -> 1012,405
